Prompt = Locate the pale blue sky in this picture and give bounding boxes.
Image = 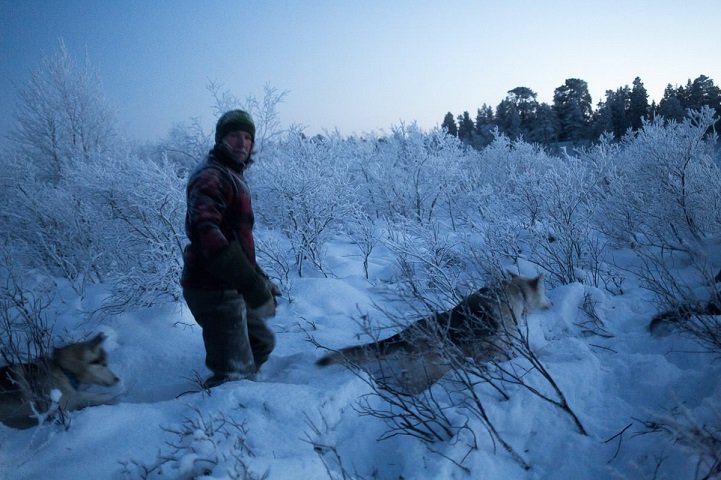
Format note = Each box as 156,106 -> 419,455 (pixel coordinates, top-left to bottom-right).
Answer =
1,0 -> 720,143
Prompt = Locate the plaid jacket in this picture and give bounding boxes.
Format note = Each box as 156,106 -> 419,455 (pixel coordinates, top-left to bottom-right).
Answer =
181,145 -> 256,289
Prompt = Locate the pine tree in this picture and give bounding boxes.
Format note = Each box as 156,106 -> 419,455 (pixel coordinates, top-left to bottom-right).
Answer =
529,103 -> 560,144
591,96 -> 613,140
506,86 -> 539,136
628,77 -> 649,131
441,112 -> 457,137
658,84 -> 685,122
474,104 -> 495,147
457,111 -> 474,141
686,75 -> 721,113
552,78 -> 593,143
495,98 -> 521,139
609,87 -> 630,138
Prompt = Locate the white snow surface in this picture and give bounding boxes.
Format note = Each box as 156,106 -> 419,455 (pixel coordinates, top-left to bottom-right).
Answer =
0,237 -> 717,480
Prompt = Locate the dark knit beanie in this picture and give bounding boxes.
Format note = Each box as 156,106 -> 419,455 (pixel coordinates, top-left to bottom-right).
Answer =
215,110 -> 256,144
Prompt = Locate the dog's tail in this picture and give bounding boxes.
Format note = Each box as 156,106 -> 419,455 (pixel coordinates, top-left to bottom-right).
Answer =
648,310 -> 682,336
649,301 -> 721,336
316,344 -> 376,367
316,333 -> 412,367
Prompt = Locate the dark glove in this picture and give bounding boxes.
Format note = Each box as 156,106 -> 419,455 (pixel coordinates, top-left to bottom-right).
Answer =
247,296 -> 276,319
256,265 -> 282,297
206,242 -> 272,309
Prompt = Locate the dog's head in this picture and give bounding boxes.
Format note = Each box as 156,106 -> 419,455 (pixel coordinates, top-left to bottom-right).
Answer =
54,333 -> 120,387
509,272 -> 552,312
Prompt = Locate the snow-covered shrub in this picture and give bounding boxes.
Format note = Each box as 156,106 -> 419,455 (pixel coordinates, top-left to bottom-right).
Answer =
254,231 -> 294,302
253,129 -> 357,276
155,117 -> 213,175
71,152 -> 186,311
462,134 -> 612,288
357,123 -> 468,225
604,109 -> 721,339
602,107 -> 721,253
1,145 -> 186,311
7,41 -> 117,184
119,408 -> 267,479
526,153 -> 607,286
0,153 -> 111,295
0,260 -> 70,428
382,218 -> 471,306
0,259 -> 54,365
345,206 -> 380,280
639,401 -> 721,480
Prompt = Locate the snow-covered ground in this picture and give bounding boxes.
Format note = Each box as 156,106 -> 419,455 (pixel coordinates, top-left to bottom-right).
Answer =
0,233 -> 716,480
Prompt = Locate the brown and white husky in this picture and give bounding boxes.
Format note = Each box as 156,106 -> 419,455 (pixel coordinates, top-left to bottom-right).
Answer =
0,333 -> 120,429
317,273 -> 552,393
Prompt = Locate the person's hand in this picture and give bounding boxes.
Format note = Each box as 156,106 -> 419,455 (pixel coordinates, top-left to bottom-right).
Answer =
248,296 -> 276,319
266,279 -> 282,297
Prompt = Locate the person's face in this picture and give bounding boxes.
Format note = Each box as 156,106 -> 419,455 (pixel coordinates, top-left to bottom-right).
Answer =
222,130 -> 253,164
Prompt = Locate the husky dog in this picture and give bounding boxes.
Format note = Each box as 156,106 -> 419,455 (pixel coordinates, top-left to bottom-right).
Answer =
649,270 -> 721,336
0,333 -> 120,429
649,299 -> 721,336
316,273 -> 552,393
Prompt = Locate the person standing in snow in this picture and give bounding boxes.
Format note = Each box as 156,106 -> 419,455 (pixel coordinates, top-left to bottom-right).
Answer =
181,109 -> 280,389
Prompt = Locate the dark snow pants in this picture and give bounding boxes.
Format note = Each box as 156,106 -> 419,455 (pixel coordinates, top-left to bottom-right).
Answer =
183,287 -> 275,377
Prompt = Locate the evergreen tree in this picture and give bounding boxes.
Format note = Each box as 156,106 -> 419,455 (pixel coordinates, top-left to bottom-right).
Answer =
609,87 -> 630,138
528,103 -> 560,144
507,86 -> 539,134
685,75 -> 721,113
441,112 -> 457,137
495,98 -> 521,139
628,77 -> 650,131
457,111 -> 475,141
591,96 -> 614,139
474,104 -> 495,147
658,84 -> 685,122
552,78 -> 593,143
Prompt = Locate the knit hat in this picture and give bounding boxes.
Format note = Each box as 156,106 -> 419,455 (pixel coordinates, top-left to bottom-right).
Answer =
215,110 -> 256,144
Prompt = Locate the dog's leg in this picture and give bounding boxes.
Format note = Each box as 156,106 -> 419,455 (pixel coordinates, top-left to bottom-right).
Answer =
63,391 -> 120,410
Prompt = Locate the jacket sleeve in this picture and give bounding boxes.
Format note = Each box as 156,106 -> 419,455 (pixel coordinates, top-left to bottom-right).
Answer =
186,167 -> 233,261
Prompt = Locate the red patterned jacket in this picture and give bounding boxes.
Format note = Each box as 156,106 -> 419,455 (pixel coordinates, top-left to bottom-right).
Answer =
181,145 -> 256,289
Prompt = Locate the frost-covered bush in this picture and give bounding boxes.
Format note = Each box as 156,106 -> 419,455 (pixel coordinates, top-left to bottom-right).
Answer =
252,129 -> 357,276
460,134 -> 611,287
0,258 -> 55,365
357,123 -> 469,224
8,41 -> 117,184
600,107 -> 721,252
382,218 -> 469,306
0,145 -> 186,310
593,109 -> 721,331
0,152 -> 111,294
639,401 -> 721,480
70,152 -> 186,310
119,408 -> 267,480
527,154 -> 607,286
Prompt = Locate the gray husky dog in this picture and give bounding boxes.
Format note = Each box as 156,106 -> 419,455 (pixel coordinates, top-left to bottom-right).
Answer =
649,270 -> 721,335
0,333 -> 120,429
317,273 -> 552,393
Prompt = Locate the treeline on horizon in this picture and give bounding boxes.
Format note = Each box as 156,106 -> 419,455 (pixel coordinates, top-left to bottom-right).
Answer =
441,75 -> 721,149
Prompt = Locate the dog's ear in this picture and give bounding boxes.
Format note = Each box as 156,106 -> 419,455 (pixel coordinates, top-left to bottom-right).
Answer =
88,333 -> 106,348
